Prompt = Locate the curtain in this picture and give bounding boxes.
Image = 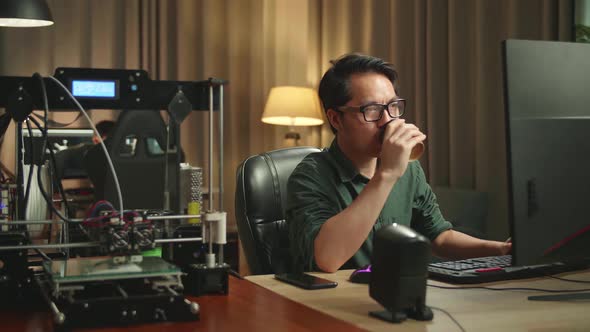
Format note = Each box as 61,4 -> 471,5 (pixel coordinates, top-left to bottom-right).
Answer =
0,0 -> 573,273
319,0 -> 572,241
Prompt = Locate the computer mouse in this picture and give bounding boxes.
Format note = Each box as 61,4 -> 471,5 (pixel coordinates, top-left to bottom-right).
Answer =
349,264 -> 371,284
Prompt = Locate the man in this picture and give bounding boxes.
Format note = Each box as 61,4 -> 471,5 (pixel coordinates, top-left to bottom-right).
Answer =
286,54 -> 510,273
92,120 -> 115,144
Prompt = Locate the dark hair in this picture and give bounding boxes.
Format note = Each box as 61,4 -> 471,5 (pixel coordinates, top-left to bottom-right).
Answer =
95,120 -> 115,138
318,53 -> 398,133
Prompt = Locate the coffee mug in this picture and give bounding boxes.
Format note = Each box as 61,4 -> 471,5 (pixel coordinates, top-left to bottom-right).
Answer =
381,120 -> 425,161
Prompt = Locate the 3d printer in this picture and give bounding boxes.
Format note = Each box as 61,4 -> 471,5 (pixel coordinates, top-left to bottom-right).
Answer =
0,67 -> 229,329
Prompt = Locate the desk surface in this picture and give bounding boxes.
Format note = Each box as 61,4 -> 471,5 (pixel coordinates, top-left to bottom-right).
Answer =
247,269 -> 590,332
1,275 -> 364,332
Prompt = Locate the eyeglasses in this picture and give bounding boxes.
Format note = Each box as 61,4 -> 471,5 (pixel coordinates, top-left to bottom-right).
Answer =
337,99 -> 406,122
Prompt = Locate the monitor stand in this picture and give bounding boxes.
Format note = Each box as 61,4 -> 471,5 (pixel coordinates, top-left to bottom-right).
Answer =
528,293 -> 590,302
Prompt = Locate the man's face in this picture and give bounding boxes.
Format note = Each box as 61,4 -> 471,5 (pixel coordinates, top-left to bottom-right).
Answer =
329,72 -> 398,158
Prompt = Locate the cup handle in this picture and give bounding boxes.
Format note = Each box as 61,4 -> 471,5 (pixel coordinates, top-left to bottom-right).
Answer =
409,142 -> 425,161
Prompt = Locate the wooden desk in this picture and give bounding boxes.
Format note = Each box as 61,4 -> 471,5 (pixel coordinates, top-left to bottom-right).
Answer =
247,270 -> 590,332
1,276 -> 365,332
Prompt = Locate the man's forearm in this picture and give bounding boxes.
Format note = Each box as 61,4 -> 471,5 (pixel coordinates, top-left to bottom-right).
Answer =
314,171 -> 397,272
432,229 -> 511,260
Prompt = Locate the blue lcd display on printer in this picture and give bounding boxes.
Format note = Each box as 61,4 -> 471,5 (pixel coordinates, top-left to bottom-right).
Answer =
71,80 -> 117,98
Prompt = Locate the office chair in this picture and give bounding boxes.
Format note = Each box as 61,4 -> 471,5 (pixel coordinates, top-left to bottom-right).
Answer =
83,110 -> 179,210
235,146 -> 321,275
432,186 -> 488,239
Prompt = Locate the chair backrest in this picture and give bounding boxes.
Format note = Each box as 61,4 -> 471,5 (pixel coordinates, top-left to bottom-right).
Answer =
84,110 -> 178,210
235,146 -> 321,275
432,186 -> 488,239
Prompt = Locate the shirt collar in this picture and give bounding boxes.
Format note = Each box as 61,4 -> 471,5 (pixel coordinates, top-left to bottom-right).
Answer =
328,139 -> 362,183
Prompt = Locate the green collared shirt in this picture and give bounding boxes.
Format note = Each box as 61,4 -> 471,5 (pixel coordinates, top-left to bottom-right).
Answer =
286,140 -> 453,271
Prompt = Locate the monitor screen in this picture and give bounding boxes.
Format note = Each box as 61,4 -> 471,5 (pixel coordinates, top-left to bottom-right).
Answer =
23,128 -> 95,179
503,39 -> 590,266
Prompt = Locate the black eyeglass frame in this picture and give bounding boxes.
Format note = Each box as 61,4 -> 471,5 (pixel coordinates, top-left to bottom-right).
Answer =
336,98 -> 406,122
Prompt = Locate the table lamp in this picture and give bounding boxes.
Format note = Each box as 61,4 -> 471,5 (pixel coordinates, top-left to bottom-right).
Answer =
261,86 -> 324,146
0,0 -> 54,27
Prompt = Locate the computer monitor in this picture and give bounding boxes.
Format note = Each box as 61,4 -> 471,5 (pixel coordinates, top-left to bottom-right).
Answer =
503,39 -> 590,267
23,128 -> 95,152
23,128 -> 95,178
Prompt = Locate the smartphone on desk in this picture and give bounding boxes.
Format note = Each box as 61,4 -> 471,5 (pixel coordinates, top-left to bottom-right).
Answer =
275,273 -> 338,290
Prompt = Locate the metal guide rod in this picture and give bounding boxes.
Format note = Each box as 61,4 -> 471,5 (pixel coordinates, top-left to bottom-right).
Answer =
219,85 -> 224,211
0,220 -> 57,225
154,237 -> 203,244
208,85 -> 214,211
1,214 -> 202,225
15,122 -> 25,220
146,214 -> 201,220
0,237 -> 204,250
0,242 -> 100,251
36,276 -> 65,325
208,221 -> 213,255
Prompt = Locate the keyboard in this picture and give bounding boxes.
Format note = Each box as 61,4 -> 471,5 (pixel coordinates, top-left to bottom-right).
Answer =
430,255 -> 512,272
428,255 -> 579,284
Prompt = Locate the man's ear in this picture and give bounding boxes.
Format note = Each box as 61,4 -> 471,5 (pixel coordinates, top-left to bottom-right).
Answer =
326,109 -> 342,132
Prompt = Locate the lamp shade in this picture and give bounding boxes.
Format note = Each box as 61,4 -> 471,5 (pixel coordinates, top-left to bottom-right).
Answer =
261,86 -> 324,126
0,0 -> 54,27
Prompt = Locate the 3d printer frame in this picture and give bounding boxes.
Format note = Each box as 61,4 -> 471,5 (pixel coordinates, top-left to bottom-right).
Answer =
0,67 -> 228,328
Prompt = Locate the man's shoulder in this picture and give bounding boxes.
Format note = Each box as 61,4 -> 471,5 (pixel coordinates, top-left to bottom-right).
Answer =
292,148 -> 333,175
407,160 -> 426,179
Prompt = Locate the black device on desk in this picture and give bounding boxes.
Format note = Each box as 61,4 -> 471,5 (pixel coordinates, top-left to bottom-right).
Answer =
368,223 -> 433,323
275,273 -> 338,290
